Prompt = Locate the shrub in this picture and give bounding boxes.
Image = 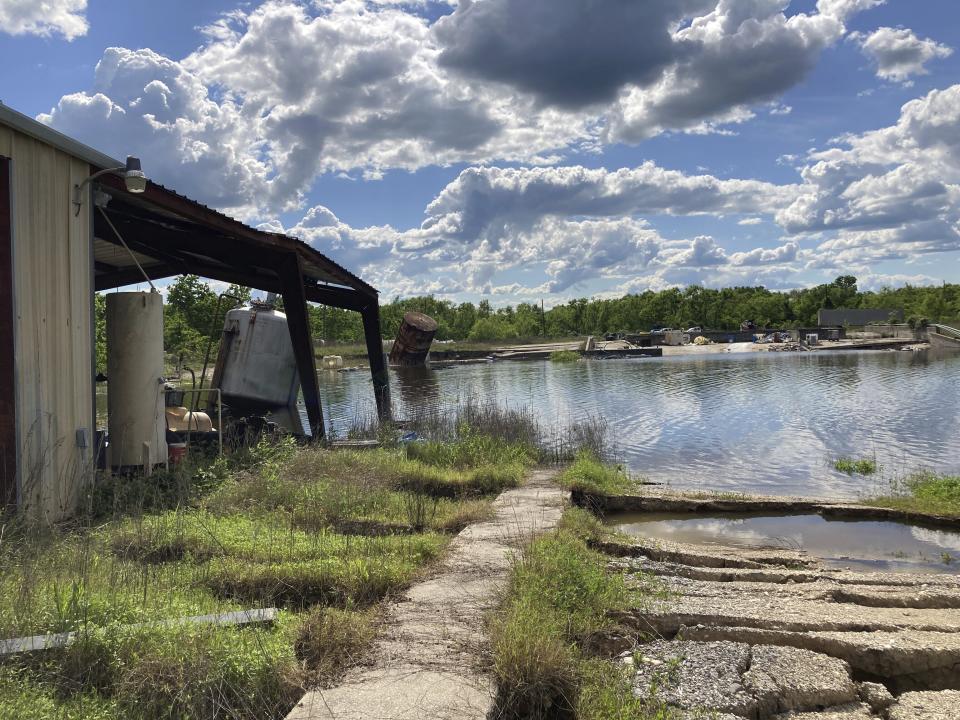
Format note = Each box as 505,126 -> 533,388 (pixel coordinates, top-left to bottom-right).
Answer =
550,350 -> 580,363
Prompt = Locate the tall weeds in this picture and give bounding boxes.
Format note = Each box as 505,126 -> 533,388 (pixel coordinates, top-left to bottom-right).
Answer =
489,511 -> 663,720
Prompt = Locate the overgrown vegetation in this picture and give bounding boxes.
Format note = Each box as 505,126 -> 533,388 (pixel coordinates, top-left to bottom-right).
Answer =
489,509 -> 667,720
350,397 -> 612,468
0,407 -> 550,719
866,471 -> 960,518
560,452 -> 640,495
550,350 -> 581,363
833,456 -> 879,475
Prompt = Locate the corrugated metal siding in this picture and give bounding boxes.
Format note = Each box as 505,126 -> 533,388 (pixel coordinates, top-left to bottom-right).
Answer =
0,125 -> 93,521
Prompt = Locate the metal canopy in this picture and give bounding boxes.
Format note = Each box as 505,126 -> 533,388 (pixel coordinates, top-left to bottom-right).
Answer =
93,176 -> 377,309
92,175 -> 391,435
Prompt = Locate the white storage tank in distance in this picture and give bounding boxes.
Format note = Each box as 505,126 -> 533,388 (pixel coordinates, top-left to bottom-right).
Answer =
214,304 -> 300,408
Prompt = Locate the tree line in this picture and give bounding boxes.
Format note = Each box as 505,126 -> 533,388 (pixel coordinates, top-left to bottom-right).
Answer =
95,275 -> 960,367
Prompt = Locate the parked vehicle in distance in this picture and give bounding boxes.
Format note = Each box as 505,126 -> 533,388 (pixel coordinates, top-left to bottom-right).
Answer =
686,326 -> 702,334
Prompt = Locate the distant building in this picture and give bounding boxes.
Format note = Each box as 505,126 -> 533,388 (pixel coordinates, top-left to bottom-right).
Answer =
817,308 -> 903,326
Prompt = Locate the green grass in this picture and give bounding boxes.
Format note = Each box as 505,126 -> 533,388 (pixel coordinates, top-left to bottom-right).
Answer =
489,510 -> 665,719
1,619 -> 303,720
833,457 -> 879,475
205,447 -> 514,530
560,452 -> 640,495
0,433 -> 526,719
404,431 -> 537,469
865,471 -> 960,518
550,350 -> 581,363
0,666 -> 121,720
294,606 -> 377,687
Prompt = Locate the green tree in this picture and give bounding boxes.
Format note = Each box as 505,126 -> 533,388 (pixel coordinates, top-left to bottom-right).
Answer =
468,315 -> 517,341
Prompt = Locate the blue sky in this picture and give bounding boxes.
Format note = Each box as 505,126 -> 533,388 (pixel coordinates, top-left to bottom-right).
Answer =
1,0 -> 958,305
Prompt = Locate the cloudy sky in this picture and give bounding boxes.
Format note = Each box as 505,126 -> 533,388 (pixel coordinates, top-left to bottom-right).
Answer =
2,0 -> 958,304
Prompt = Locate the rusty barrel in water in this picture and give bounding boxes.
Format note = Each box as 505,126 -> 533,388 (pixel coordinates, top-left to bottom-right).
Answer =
389,312 -> 438,366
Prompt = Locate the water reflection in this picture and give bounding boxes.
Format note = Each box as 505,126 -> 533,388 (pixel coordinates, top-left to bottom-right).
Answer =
392,366 -> 442,409
610,512 -> 960,575
317,350 -> 960,498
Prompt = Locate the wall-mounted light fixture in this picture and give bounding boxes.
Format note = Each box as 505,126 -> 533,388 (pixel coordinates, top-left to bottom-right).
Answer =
72,156 -> 146,216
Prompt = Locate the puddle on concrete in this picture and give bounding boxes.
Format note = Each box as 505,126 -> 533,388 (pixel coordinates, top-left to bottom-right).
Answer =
608,512 -> 960,574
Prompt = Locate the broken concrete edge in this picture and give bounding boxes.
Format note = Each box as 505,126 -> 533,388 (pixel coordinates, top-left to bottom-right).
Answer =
572,488 -> 960,531
0,607 -> 278,656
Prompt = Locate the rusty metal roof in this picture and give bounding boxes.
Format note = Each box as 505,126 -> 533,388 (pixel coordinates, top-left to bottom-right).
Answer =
0,102 -> 377,301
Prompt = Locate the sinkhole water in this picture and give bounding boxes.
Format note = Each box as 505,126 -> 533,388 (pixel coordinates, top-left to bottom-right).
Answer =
321,349 -> 960,499
608,511 -> 960,574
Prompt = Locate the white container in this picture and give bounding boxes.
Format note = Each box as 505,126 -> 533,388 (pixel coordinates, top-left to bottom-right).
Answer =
106,292 -> 167,468
215,305 -> 300,408
321,355 -> 344,370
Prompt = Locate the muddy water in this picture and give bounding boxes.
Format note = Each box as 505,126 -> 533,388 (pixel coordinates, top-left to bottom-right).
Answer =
609,511 -> 960,574
323,349 -> 960,499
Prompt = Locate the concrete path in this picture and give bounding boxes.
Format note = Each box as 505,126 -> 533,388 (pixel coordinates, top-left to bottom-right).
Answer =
286,469 -> 567,720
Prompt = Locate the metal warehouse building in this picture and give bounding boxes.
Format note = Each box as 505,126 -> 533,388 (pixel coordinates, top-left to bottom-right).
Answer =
0,103 -> 389,521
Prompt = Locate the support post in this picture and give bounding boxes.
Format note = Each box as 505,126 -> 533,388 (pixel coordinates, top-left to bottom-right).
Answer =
0,157 -> 16,511
279,253 -> 324,440
362,302 -> 391,421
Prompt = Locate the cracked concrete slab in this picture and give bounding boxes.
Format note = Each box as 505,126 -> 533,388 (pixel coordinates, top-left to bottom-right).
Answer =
674,625 -> 960,691
633,641 -> 860,719
745,645 -> 858,717
888,690 -> 960,720
616,555 -> 960,593
633,574 -> 960,635
857,682 -> 894,713
599,499 -> 960,714
285,470 -> 567,720
633,640 -> 756,716
770,704 -> 876,719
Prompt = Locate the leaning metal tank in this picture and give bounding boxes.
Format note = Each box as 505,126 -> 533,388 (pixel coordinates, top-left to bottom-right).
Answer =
210,301 -> 300,409
106,291 -> 167,468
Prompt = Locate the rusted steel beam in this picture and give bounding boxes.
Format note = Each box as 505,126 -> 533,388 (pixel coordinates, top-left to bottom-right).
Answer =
279,253 -> 324,439
362,303 -> 392,420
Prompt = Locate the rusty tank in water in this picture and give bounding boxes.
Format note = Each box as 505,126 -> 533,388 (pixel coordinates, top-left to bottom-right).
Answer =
389,312 -> 438,366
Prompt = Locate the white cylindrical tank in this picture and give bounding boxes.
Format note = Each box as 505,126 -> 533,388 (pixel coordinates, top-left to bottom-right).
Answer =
216,305 -> 300,408
106,292 -> 167,468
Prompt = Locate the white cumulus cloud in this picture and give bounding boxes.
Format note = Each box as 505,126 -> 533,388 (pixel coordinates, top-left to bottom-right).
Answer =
0,0 -> 88,40
853,27 -> 953,83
